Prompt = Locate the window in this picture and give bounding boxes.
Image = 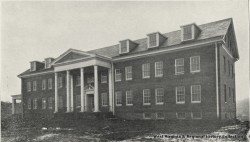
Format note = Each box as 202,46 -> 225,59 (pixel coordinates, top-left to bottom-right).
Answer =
182,25 -> 192,41
76,95 -> 81,107
143,89 -> 151,105
176,112 -> 186,119
28,98 -> 31,109
115,69 -> 122,82
155,61 -> 163,77
76,76 -> 81,86
125,66 -> 132,80
229,87 -> 231,99
142,63 -> 150,78
231,64 -> 234,78
48,78 -> 53,89
224,84 -> 227,103
191,85 -> 201,103
102,93 -> 108,106
33,98 -> 37,109
42,98 -> 46,109
48,97 -> 53,109
228,61 -> 230,76
33,81 -> 37,91
30,62 -> 36,71
155,88 -> 164,105
156,113 -> 164,119
148,33 -> 158,48
101,72 -> 107,83
115,91 -> 122,106
175,58 -> 184,74
45,58 -> 52,69
27,82 -> 31,92
224,56 -> 226,73
87,76 -> 94,84
120,40 -> 128,54
192,112 -> 202,119
176,86 -> 185,104
126,90 -> 133,106
42,79 -> 46,90
143,113 -> 151,119
190,56 -> 200,73
58,77 -> 63,88
58,96 -> 63,108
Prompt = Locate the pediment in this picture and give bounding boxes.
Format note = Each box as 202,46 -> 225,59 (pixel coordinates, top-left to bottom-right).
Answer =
53,49 -> 95,65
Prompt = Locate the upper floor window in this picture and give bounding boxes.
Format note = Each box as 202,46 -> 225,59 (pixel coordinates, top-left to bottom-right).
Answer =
33,98 -> 37,109
142,63 -> 150,78
175,58 -> 184,75
101,93 -> 108,106
48,97 -> 53,109
42,79 -> 46,90
228,60 -> 230,76
30,62 -> 36,71
191,85 -> 201,103
48,78 -> 53,89
87,76 -> 94,84
182,25 -> 192,41
28,98 -> 31,109
232,88 -> 235,103
42,98 -> 46,109
76,76 -> 81,86
176,86 -> 185,104
143,89 -> 151,105
33,81 -> 37,91
58,77 -> 63,88
115,69 -> 122,82
76,95 -> 81,107
190,56 -> 200,73
58,96 -> 63,108
231,64 -> 234,78
192,112 -> 202,119
120,40 -> 129,54
155,88 -> 164,105
115,91 -> 122,106
27,82 -> 31,92
223,56 -> 226,73
148,33 -> 158,48
176,112 -> 186,119
224,84 -> 227,103
155,61 -> 163,77
45,58 -> 53,69
125,66 -> 132,80
126,90 -> 133,106
101,72 -> 107,83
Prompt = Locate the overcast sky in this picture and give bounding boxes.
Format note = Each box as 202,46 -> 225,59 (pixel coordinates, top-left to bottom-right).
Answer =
1,1 -> 249,102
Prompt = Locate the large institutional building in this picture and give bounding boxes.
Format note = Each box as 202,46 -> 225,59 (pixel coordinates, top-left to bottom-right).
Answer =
15,18 -> 239,120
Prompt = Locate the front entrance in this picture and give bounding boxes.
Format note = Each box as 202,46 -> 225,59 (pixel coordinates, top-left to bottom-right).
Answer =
86,94 -> 94,112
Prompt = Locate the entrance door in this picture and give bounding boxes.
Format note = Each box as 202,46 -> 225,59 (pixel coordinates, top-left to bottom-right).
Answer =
87,94 -> 94,112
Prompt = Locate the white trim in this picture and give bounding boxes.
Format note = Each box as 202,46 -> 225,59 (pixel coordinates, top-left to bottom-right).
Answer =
113,38 -> 223,62
143,89 -> 151,106
190,56 -> 200,73
191,85 -> 201,103
18,70 -> 54,78
221,44 -> 234,59
176,86 -> 185,104
215,43 -> 219,118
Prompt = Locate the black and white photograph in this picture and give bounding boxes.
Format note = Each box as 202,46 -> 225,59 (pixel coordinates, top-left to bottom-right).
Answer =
1,0 -> 249,141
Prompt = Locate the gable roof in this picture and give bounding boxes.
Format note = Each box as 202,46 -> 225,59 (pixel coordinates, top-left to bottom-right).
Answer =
88,18 -> 233,58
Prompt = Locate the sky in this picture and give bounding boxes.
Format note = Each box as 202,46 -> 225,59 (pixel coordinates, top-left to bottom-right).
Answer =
1,1 -> 249,102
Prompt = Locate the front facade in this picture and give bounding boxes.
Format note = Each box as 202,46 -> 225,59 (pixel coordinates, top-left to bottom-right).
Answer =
17,18 -> 239,120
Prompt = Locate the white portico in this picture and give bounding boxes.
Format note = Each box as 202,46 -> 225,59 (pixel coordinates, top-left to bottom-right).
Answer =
52,49 -> 114,113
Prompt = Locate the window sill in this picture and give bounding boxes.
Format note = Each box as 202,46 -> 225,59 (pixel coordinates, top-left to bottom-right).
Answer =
143,118 -> 152,120
156,103 -> 164,105
115,80 -> 121,82
155,75 -> 163,78
116,104 -> 122,107
192,118 -> 202,120
143,103 -> 151,106
126,79 -> 132,81
177,118 -> 186,119
190,70 -> 200,73
175,72 -> 184,75
143,76 -> 150,79
156,118 -> 164,120
176,102 -> 185,104
102,105 -> 108,107
126,104 -> 133,106
191,101 -> 201,104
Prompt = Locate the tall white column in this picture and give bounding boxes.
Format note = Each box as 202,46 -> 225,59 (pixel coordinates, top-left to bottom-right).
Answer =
12,98 -> 16,114
94,65 -> 99,112
54,72 -> 58,113
108,68 -> 113,112
80,68 -> 85,112
66,70 -> 70,112
70,75 -> 74,112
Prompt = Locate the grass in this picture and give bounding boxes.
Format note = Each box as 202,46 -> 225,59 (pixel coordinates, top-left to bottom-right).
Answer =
1,115 -> 249,141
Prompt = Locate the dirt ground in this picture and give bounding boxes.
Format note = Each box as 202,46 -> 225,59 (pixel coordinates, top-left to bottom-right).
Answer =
1,117 -> 249,142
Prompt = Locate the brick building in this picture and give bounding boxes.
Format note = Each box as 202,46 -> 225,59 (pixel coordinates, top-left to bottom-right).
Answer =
16,18 -> 239,120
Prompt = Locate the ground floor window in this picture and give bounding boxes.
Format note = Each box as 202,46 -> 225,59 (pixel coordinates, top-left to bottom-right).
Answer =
115,91 -> 122,106
28,98 -> 31,109
155,88 -> 164,104
176,86 -> 185,104
191,112 -> 202,119
126,90 -> 133,106
42,98 -> 46,109
143,89 -> 151,105
176,112 -> 186,119
143,113 -> 151,119
102,93 -> 108,106
48,97 -> 53,109
76,95 -> 81,107
156,113 -> 164,119
33,98 -> 37,109
58,96 -> 63,108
